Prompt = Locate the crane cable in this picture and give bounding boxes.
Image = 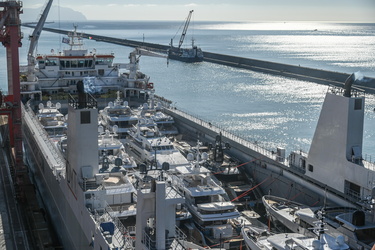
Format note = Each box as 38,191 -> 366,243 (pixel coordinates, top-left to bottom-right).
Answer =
231,176 -> 272,202
212,155 -> 266,175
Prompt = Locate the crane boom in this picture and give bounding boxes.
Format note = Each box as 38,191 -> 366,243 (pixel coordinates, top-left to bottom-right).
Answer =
27,0 -> 53,66
178,10 -> 193,49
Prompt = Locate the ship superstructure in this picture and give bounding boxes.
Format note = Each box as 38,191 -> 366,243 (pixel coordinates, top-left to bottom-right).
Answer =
20,24 -> 153,101
287,74 -> 375,206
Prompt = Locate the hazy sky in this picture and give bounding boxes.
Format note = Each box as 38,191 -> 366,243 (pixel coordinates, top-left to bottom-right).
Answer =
24,0 -> 375,22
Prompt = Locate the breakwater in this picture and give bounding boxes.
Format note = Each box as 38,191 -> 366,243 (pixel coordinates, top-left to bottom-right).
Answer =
23,25 -> 375,94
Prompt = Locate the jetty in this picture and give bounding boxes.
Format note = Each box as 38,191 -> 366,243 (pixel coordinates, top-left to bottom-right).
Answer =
22,24 -> 375,93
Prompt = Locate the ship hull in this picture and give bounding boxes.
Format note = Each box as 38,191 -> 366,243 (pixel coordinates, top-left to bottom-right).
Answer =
23,124 -> 91,249
22,105 -> 113,250
168,53 -> 204,63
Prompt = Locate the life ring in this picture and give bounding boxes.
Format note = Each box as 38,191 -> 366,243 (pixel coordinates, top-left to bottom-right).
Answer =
147,82 -> 154,89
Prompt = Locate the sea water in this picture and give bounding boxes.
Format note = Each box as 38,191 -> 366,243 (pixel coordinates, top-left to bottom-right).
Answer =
1,21 -> 374,158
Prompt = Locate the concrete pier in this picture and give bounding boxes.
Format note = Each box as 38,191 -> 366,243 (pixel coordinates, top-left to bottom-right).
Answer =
22,25 -> 375,94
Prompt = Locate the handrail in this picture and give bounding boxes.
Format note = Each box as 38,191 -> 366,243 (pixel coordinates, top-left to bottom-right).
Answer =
166,106 -> 279,160
164,104 -> 375,170
92,201 -> 135,248
22,103 -> 66,176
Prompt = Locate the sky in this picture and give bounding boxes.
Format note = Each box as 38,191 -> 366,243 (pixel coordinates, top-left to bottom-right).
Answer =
21,0 -> 375,22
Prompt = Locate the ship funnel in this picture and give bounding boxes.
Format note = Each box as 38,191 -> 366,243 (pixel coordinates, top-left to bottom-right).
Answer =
77,80 -> 86,109
69,81 -> 97,110
343,73 -> 356,97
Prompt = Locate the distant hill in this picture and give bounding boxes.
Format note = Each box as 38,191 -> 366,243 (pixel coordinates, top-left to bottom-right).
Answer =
22,6 -> 87,22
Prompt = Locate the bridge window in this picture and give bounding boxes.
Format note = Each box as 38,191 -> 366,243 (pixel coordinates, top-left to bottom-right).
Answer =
96,59 -> 104,65
301,159 -> 306,170
354,99 -> 362,110
81,111 -> 91,124
308,164 -> 313,172
71,60 -> 77,68
78,60 -> 85,67
46,59 -> 57,66
344,180 -> 360,199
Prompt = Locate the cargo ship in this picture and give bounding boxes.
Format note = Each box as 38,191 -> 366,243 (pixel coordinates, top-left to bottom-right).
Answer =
21,63 -> 375,250
168,10 -> 203,63
11,2 -> 375,249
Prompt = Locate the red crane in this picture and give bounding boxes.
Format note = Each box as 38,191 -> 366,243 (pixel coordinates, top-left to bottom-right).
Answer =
0,1 -> 24,178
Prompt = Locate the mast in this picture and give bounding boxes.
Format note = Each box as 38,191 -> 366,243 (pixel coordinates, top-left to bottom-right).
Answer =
178,10 -> 193,49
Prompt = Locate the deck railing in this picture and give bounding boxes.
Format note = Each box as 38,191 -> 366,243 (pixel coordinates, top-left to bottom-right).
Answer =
166,105 -> 279,161
91,202 -> 135,248
22,103 -> 66,177
163,104 -> 375,171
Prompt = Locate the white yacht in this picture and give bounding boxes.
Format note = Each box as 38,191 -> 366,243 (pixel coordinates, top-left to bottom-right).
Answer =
242,206 -> 349,250
36,100 -> 67,138
169,142 -> 241,248
97,126 -> 137,172
262,195 -> 313,235
99,91 -> 139,143
137,91 -> 178,136
242,228 -> 349,250
126,117 -> 188,170
263,195 -> 375,250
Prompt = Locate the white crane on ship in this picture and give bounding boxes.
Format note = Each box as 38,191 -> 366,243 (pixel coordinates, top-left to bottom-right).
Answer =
27,0 -> 53,80
21,0 -> 53,100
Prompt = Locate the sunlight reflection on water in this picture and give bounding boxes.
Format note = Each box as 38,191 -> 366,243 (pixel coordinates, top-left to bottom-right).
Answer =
1,21 -> 373,158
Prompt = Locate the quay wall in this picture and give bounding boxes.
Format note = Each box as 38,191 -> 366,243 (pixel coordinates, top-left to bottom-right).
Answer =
203,52 -> 375,92
25,25 -> 375,94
